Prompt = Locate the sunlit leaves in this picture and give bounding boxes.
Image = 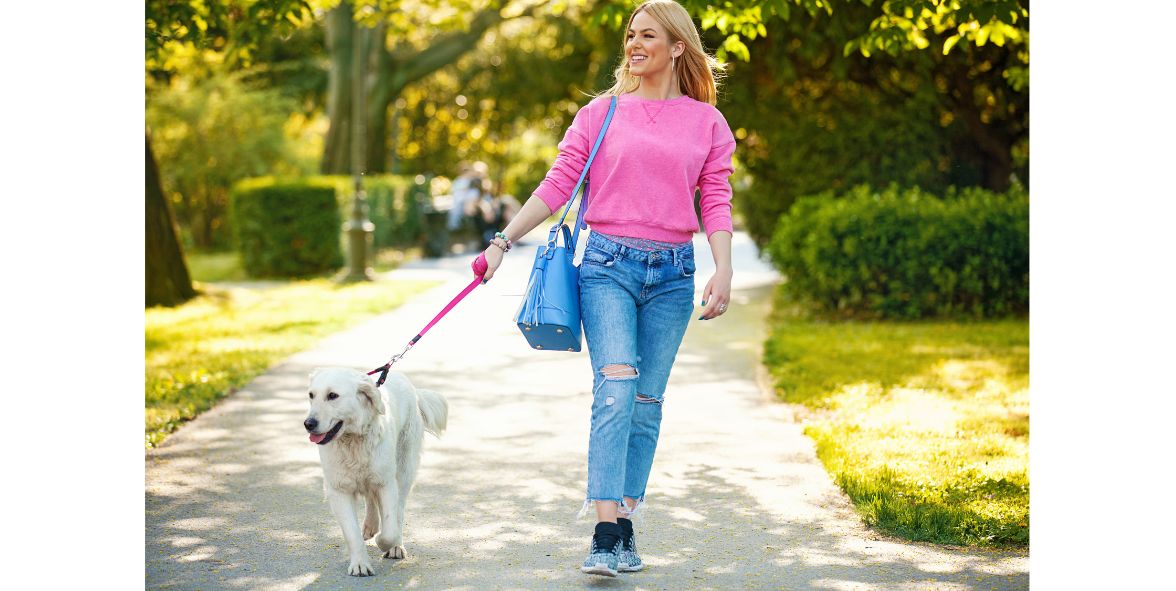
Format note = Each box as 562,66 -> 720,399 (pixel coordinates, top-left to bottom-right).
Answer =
1003,65 -> 1028,93
146,0 -> 314,74
842,0 -> 1028,64
722,34 -> 751,62
147,72 -> 310,248
348,0 -> 479,33
942,33 -> 960,54
584,0 -> 1027,68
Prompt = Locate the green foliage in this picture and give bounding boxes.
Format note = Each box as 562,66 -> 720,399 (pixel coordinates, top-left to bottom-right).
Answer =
724,64 -> 961,246
146,0 -> 313,73
230,178 -> 344,277
186,252 -> 250,282
591,1 -> 828,63
386,7 -> 600,195
317,175 -> 428,249
762,300 -> 1029,546
766,183 -> 1028,319
362,176 -> 428,249
721,1 -> 1028,247
844,0 -> 1029,62
147,71 -> 312,249
237,20 -> 329,114
145,278 -> 438,447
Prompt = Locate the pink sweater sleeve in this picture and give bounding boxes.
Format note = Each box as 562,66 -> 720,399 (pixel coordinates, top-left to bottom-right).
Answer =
697,120 -> 736,238
533,105 -> 592,213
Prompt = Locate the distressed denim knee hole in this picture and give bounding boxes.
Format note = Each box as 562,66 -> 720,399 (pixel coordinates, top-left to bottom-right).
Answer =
635,394 -> 662,405
605,396 -> 615,405
598,364 -> 639,380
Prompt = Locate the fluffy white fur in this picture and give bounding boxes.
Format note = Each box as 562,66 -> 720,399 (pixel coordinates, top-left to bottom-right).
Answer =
304,367 -> 448,576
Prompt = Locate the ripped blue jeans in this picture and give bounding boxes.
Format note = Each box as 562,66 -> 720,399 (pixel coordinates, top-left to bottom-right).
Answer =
578,231 -> 696,517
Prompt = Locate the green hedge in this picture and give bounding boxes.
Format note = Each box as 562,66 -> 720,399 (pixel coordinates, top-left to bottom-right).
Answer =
766,184 -> 1029,319
230,178 -> 344,277
230,175 -> 428,278
317,175 -> 427,249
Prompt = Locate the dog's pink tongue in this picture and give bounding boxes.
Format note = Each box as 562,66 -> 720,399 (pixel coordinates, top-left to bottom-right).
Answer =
309,432 -> 326,444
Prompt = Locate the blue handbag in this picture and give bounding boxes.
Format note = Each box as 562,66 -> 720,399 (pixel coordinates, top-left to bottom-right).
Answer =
515,95 -> 618,352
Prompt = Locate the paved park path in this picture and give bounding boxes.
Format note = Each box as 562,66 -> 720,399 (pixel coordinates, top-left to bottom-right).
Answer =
146,230 -> 1028,591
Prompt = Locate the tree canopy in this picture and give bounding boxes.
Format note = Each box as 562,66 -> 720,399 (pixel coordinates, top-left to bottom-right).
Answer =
145,0 -> 1030,259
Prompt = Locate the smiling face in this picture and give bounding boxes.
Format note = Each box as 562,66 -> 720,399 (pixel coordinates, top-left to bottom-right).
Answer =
304,368 -> 383,445
625,10 -> 683,78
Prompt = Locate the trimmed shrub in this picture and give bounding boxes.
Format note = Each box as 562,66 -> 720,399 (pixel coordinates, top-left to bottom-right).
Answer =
146,71 -> 307,251
766,184 -> 1028,319
230,178 -> 343,277
319,175 -> 427,249
367,176 -> 427,249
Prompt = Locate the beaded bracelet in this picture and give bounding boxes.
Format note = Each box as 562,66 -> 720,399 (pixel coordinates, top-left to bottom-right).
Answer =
493,231 -> 513,252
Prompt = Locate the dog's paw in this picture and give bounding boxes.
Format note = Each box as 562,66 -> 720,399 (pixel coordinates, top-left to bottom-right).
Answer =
382,545 -> 407,560
347,557 -> 375,576
363,521 -> 379,540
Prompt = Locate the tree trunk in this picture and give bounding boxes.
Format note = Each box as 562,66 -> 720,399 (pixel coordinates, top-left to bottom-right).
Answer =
146,134 -> 197,307
941,45 -> 1022,192
366,101 -> 390,173
324,7 -> 393,175
951,84 -> 1014,192
320,1 -> 544,174
322,4 -> 355,174
364,22 -> 392,173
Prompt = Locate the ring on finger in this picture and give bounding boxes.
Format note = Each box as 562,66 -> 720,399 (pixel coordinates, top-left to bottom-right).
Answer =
718,303 -> 728,312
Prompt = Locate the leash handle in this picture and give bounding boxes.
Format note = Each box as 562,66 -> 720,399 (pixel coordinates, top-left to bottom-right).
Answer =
368,253 -> 488,386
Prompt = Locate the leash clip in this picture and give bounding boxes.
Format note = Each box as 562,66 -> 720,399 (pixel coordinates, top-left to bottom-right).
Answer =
368,341 -> 414,387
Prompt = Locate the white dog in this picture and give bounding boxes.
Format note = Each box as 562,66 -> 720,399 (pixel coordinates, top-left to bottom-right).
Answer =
303,367 -> 448,576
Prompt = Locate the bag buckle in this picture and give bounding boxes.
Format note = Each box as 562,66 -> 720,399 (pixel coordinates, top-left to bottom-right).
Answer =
542,238 -> 558,259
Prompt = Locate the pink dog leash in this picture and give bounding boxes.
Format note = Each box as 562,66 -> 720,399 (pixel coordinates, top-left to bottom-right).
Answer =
367,253 -> 489,386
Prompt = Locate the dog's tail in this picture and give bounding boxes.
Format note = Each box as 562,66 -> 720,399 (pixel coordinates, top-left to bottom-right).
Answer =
416,389 -> 448,438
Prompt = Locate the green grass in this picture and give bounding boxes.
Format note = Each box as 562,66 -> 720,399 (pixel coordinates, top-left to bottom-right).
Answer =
145,278 -> 438,448
186,251 -> 249,282
185,247 -> 422,283
764,287 -> 1028,547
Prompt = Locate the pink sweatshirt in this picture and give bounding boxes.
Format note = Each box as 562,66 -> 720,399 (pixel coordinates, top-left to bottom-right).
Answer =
533,93 -> 736,243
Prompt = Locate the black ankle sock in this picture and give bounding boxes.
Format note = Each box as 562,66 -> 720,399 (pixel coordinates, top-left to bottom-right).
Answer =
617,517 -> 633,537
594,521 -> 622,536
593,521 -> 622,551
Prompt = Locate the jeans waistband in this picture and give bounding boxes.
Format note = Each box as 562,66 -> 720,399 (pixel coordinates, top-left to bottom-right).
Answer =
587,232 -> 693,264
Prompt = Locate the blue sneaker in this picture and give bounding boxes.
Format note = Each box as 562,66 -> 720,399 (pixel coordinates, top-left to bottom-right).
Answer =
617,517 -> 644,572
580,522 -> 622,577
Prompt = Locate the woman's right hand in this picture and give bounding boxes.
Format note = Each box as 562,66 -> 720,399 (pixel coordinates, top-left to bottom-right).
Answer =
480,244 -> 504,284
473,195 -> 556,284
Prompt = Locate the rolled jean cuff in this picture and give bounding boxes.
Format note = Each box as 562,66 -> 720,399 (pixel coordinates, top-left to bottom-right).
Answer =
574,497 -> 646,521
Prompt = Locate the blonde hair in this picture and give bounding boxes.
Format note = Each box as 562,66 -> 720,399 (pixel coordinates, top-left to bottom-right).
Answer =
595,0 -> 726,106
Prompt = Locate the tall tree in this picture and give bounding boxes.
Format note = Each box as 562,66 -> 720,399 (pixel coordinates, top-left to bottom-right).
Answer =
710,0 -> 1029,246
320,0 -> 551,174
146,135 -> 197,307
145,0 -> 312,306
841,0 -> 1029,190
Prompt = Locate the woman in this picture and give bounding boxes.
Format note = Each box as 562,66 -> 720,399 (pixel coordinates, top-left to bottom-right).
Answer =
478,0 -> 735,577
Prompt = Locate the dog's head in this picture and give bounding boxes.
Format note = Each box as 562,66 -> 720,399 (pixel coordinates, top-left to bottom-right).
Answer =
303,367 -> 386,445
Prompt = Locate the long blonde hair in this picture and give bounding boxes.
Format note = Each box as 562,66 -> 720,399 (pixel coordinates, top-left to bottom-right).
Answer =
596,0 -> 726,106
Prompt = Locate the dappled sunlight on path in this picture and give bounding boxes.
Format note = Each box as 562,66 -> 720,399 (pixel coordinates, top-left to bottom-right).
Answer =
146,231 -> 1027,590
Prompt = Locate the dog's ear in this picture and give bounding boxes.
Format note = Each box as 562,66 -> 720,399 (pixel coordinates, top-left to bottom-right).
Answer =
357,377 -> 386,415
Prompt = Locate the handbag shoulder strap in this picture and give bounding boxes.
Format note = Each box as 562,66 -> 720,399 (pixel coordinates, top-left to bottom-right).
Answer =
549,95 -> 618,247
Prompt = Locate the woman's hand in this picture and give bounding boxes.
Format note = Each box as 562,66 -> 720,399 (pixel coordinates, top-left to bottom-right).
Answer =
474,195 -> 557,284
698,266 -> 733,320
479,242 -> 505,284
